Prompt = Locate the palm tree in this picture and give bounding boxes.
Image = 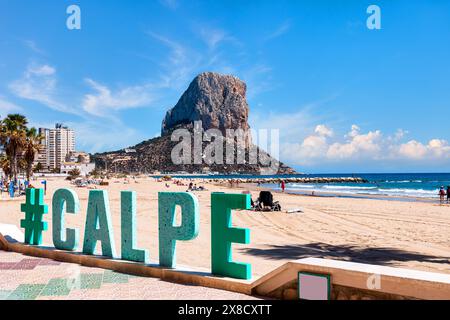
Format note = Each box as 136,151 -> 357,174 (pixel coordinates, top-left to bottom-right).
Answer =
18,158 -> 27,177
24,127 -> 43,181
33,162 -> 43,173
68,168 -> 81,180
0,154 -> 11,179
0,114 -> 28,181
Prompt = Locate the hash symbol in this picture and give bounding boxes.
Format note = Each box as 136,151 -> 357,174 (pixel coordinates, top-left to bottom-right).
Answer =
20,188 -> 48,245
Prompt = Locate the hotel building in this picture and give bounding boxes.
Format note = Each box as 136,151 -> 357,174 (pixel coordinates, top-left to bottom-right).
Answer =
37,124 -> 76,171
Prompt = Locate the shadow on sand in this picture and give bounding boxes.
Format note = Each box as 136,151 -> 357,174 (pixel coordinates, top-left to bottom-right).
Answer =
241,243 -> 450,266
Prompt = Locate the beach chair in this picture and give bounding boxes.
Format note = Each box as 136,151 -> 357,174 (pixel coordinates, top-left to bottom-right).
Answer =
253,191 -> 281,212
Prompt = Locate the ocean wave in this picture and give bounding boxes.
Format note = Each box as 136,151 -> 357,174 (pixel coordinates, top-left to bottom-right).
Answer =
288,184 -> 316,188
384,180 -> 423,183
321,185 -> 377,190
376,188 -> 439,197
282,185 -> 440,198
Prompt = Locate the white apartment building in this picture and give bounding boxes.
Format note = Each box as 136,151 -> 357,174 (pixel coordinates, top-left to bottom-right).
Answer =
37,124 -> 75,171
60,162 -> 95,177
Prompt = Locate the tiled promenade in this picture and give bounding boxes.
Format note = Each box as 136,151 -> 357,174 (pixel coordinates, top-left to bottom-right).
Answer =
0,250 -> 259,300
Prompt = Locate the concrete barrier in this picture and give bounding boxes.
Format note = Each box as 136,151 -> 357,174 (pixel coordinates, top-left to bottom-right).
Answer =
251,258 -> 450,300
1,232 -> 449,300
0,232 -> 252,295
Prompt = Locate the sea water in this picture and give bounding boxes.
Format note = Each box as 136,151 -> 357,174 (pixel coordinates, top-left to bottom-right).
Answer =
270,173 -> 450,199
163,173 -> 450,200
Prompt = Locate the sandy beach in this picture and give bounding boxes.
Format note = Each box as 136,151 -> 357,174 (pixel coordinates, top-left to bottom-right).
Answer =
1,177 -> 449,278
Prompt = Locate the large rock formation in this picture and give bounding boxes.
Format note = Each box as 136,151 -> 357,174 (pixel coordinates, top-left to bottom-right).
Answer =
93,72 -> 295,175
162,72 -> 250,137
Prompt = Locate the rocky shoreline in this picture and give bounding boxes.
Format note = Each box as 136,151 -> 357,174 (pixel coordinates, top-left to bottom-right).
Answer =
199,177 -> 368,184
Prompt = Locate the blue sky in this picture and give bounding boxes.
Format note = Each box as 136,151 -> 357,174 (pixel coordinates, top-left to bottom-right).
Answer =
0,0 -> 449,173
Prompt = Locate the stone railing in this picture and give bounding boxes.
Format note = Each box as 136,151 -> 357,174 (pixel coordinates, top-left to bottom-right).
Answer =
251,258 -> 450,300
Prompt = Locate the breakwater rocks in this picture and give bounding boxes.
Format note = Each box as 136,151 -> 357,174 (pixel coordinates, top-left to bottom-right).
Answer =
207,177 -> 368,184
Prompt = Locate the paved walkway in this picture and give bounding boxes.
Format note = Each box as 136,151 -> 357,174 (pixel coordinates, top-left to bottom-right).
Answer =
0,250 -> 259,300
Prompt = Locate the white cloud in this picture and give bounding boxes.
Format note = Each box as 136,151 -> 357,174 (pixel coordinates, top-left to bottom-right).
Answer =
397,139 -> 450,160
251,105 -> 330,164
294,133 -> 330,161
146,28 -> 273,98
347,124 -> 360,138
23,40 -> 46,55
250,96 -> 338,144
428,139 -> 450,157
82,79 -> 154,117
315,124 -> 333,137
279,124 -> 450,167
147,32 -> 187,66
159,0 -> 178,10
327,126 -> 382,160
288,125 -> 334,162
0,96 -> 23,115
393,129 -> 408,141
397,140 -> 428,160
265,20 -> 292,41
8,64 -> 155,152
27,64 -> 55,76
146,31 -> 201,90
198,27 -> 241,51
9,63 -> 77,115
200,28 -> 227,50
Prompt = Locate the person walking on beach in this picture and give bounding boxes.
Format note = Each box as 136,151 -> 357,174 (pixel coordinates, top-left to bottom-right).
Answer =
447,186 -> 450,203
439,186 -> 446,204
8,181 -> 15,198
281,180 -> 286,193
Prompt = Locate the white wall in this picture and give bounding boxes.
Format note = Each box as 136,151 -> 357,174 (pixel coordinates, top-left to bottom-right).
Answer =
60,163 -> 95,177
